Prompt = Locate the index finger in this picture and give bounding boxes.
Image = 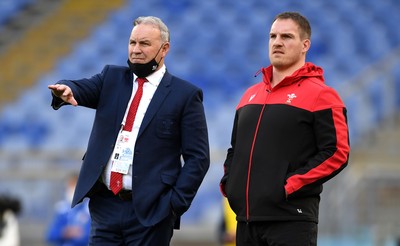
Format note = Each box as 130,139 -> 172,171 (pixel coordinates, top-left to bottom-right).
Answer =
48,84 -> 65,90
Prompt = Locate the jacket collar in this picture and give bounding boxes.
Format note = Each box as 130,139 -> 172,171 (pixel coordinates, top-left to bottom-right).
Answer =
260,62 -> 325,91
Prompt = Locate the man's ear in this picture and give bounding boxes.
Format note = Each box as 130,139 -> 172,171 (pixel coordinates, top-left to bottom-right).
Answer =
303,39 -> 311,53
161,42 -> 170,58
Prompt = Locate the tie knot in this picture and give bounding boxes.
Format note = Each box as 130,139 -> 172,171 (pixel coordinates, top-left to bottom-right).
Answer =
136,77 -> 147,86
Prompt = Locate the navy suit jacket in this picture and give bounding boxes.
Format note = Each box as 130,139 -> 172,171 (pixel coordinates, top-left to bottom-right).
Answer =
51,65 -> 210,228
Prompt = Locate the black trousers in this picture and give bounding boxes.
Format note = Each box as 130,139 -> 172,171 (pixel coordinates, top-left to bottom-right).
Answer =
236,221 -> 318,246
88,182 -> 175,246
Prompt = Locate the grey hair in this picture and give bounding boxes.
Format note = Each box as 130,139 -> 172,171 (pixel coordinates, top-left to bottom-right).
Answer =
134,16 -> 170,42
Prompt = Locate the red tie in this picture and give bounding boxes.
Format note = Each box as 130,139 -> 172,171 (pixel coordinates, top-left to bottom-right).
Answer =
110,77 -> 147,195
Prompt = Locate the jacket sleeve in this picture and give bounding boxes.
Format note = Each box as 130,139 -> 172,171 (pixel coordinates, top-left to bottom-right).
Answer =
170,88 -> 210,216
285,87 -> 350,196
50,66 -> 109,110
50,95 -> 68,110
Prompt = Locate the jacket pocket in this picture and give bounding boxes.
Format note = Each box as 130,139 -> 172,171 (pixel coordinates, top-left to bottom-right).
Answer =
160,173 -> 178,186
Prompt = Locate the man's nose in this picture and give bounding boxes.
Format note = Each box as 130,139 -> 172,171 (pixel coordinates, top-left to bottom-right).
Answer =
131,44 -> 141,53
273,37 -> 283,45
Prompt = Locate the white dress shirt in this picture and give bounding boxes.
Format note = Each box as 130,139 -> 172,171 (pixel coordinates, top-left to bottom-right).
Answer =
102,65 -> 166,190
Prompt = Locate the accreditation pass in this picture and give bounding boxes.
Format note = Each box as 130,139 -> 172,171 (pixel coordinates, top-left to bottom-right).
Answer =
111,130 -> 134,174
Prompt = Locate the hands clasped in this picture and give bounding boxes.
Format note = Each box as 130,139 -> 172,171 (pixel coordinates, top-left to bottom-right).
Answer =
48,84 -> 78,106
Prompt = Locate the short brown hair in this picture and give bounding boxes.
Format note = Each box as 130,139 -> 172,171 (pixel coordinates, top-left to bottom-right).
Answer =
273,12 -> 311,40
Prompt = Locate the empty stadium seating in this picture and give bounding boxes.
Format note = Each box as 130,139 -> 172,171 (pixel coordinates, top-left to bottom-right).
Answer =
0,0 -> 400,152
0,0 -> 400,244
0,0 -> 33,24
1,0 -> 399,151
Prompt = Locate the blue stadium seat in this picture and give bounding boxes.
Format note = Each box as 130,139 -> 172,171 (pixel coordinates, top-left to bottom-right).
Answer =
0,0 -> 33,24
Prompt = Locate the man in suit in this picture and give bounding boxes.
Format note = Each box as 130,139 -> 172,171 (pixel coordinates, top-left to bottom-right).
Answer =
48,16 -> 210,246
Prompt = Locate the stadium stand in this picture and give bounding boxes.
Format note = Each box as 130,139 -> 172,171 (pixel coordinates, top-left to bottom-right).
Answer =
0,0 -> 124,105
0,0 -> 400,245
0,0 -> 33,25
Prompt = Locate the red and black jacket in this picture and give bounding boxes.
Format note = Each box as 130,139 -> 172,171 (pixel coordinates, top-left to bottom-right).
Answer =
220,62 -> 350,223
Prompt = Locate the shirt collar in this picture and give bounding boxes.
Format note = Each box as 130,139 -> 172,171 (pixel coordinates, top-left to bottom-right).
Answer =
133,64 -> 166,87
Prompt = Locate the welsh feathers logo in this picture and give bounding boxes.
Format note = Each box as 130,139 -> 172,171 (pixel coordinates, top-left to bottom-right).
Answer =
286,93 -> 297,104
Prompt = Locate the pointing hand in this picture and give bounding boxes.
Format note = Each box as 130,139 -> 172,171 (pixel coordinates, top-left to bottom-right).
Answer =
48,84 -> 78,106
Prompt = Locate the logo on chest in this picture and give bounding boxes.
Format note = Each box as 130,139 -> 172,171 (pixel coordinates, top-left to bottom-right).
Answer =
286,93 -> 297,104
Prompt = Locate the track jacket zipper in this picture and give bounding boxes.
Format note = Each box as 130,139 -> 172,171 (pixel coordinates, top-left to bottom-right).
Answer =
245,89 -> 270,221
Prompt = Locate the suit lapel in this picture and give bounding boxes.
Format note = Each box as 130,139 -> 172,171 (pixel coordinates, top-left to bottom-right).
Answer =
137,72 -> 172,138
